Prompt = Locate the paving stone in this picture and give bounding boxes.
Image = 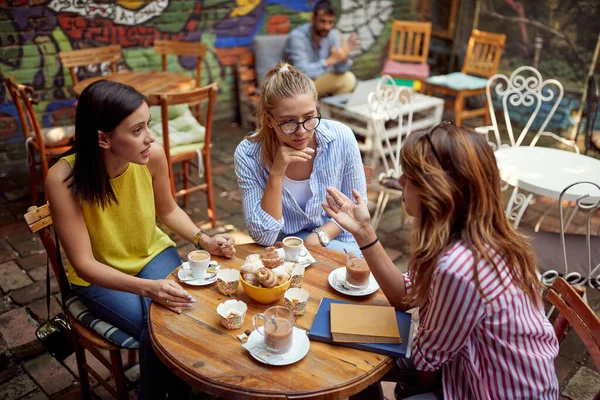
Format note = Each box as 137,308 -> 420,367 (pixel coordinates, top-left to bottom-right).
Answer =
20,391 -> 49,400
562,366 -> 600,400
0,239 -> 17,263
215,197 -> 243,214
0,208 -> 16,225
0,299 -> 7,314
10,280 -> 59,306
377,206 -> 408,234
27,297 -> 63,324
558,328 -> 589,363
0,337 -> 10,369
554,355 -> 577,385
64,348 -> 111,385
0,308 -> 42,358
393,257 -> 409,273
0,261 -> 34,292
23,353 -> 76,396
383,247 -> 404,262
214,177 -> 239,192
4,187 -> 29,202
6,231 -> 44,258
53,386 -> 84,400
0,220 -> 28,238
0,374 -> 37,400
583,352 -> 595,371
17,253 -> 47,272
28,265 -> 54,282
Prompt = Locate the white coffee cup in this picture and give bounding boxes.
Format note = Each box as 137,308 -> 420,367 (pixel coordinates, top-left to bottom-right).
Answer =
282,236 -> 308,262
186,250 -> 211,278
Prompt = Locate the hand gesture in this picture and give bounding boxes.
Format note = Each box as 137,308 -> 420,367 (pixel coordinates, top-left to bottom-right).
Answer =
330,46 -> 350,64
321,187 -> 371,235
204,234 -> 236,258
272,144 -> 315,175
148,279 -> 195,314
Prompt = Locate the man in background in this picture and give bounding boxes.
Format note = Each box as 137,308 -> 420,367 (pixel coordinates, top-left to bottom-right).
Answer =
284,0 -> 359,96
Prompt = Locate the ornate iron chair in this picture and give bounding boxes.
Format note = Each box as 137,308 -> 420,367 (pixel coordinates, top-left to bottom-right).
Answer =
528,181 -> 600,291
477,66 -> 579,153
382,20 -> 432,83
425,30 -> 505,126
367,75 -> 413,230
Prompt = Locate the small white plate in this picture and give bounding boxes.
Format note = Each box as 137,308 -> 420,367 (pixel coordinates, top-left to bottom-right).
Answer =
328,267 -> 380,296
177,263 -> 217,286
276,247 -> 316,267
243,326 -> 310,366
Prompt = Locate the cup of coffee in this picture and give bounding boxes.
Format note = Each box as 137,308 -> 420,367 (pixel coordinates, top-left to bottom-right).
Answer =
282,236 -> 307,262
345,250 -> 371,290
252,306 -> 294,353
186,250 -> 211,279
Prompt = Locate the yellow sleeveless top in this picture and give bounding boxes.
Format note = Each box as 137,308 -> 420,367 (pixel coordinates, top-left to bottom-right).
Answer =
62,154 -> 176,287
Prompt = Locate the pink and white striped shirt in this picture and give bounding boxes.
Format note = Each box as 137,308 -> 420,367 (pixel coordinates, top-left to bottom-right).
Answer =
405,242 -> 559,400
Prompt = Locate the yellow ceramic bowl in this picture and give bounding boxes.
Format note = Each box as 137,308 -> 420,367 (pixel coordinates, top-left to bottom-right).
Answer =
240,275 -> 292,304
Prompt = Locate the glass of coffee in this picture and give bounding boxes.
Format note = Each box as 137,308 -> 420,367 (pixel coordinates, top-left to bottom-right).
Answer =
186,250 -> 211,278
344,250 -> 371,289
252,306 -> 294,353
282,236 -> 307,262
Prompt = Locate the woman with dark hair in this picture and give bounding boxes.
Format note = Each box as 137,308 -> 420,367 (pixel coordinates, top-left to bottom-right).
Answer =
45,79 -> 235,399
323,123 -> 559,399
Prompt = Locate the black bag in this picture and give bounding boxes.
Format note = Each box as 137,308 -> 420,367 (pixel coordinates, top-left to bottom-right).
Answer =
35,233 -> 74,362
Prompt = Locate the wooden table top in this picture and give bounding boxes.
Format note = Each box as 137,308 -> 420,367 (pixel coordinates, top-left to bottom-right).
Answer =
149,243 -> 394,400
72,71 -> 197,102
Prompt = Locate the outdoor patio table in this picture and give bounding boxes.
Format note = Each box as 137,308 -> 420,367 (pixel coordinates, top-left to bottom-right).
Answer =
149,243 -> 395,399
72,71 -> 196,104
495,146 -> 600,228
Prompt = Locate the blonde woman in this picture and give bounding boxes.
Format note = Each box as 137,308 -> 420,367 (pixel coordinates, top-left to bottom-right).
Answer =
323,122 -> 559,400
234,63 -> 366,251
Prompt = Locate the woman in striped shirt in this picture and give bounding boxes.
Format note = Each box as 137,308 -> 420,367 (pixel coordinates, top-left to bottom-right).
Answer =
323,122 -> 559,399
234,63 -> 366,251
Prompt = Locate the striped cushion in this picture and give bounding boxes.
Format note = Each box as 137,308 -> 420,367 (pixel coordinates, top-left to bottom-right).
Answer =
65,296 -> 139,349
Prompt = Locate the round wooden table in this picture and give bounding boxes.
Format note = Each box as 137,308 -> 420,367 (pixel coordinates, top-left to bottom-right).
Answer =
72,71 -> 196,103
149,243 -> 395,399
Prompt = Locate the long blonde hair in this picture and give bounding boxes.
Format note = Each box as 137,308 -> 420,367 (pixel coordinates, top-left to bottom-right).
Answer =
248,62 -> 318,167
400,123 -> 540,308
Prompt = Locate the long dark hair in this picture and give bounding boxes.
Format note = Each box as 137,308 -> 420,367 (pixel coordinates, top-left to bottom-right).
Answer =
64,80 -> 145,208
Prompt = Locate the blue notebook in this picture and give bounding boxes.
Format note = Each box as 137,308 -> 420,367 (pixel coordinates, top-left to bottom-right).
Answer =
308,297 -> 411,358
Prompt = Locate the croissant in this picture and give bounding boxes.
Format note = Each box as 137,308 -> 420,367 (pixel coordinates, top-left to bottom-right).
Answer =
242,273 -> 259,286
273,269 -> 289,286
256,267 -> 277,288
260,249 -> 283,269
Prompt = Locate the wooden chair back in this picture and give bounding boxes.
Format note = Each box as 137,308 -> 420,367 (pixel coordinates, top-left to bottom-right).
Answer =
462,30 -> 506,79
388,20 -> 432,64
153,40 -> 207,87
547,277 -> 600,376
59,45 -> 123,84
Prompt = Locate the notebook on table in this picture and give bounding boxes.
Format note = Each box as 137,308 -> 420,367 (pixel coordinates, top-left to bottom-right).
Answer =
309,297 -> 412,358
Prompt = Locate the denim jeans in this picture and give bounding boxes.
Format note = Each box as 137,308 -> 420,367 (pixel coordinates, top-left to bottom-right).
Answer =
72,247 -> 191,400
277,230 -> 359,253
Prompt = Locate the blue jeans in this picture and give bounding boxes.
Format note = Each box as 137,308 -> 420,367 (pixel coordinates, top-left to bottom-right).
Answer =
277,230 -> 359,253
72,247 -> 190,400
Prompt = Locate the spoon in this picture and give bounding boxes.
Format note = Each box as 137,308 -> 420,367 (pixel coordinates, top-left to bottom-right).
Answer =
344,248 -> 357,268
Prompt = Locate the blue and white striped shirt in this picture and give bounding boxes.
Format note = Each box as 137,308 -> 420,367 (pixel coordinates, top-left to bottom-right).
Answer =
234,119 -> 367,246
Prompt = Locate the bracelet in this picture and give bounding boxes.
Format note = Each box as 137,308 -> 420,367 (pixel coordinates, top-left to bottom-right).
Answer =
193,230 -> 204,249
359,237 -> 379,251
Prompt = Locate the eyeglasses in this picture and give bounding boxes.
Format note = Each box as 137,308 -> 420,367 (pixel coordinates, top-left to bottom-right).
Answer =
424,120 -> 454,167
268,112 -> 321,135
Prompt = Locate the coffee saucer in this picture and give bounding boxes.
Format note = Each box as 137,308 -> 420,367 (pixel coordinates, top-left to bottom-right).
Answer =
328,267 -> 380,296
177,263 -> 217,286
276,247 -> 316,267
242,326 -> 310,366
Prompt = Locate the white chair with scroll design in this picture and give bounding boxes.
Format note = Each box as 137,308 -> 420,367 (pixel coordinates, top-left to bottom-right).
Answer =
367,75 -> 414,230
477,66 -> 578,153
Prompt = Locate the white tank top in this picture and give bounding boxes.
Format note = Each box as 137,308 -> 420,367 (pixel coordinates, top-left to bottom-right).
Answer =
283,176 -> 312,211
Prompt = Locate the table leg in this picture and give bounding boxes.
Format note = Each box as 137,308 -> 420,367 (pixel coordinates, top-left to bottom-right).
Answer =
433,103 -> 444,125
505,185 -> 533,229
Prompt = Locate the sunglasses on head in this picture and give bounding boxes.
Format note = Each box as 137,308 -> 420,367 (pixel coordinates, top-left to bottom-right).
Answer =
423,120 -> 454,167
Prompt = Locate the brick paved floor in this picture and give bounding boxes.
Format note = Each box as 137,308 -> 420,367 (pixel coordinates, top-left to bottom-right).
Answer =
0,119 -> 598,399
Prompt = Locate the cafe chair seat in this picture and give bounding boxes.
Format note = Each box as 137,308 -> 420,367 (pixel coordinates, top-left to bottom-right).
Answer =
40,125 -> 75,147
382,60 -> 430,81
426,72 -> 488,91
149,104 -> 206,150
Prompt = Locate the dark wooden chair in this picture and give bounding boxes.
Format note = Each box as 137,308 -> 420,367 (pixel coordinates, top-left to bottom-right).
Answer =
25,204 -> 137,400
581,76 -> 600,156
546,277 -> 600,400
154,39 -> 208,87
58,45 -> 123,85
149,84 -> 218,226
4,76 -> 73,204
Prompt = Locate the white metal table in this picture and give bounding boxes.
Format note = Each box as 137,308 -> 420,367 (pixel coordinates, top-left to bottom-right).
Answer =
321,89 -> 444,165
495,146 -> 600,228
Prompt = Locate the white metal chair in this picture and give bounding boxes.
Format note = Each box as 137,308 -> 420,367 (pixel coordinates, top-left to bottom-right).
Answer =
528,181 -> 600,291
477,66 -> 579,153
367,75 -> 414,230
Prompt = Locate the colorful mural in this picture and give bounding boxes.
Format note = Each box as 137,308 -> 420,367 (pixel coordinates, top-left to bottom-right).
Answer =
0,0 -> 400,145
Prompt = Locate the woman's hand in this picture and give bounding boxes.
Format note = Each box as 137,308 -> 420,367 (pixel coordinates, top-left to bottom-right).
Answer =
322,187 -> 371,236
271,144 -> 315,175
146,279 -> 195,314
204,234 -> 236,258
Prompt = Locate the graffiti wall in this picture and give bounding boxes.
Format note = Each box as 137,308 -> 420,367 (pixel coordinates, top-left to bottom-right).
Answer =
0,0 -> 413,148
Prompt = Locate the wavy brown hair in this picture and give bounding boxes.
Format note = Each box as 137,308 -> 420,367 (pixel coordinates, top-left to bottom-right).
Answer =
400,123 -> 540,307
247,62 -> 318,168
